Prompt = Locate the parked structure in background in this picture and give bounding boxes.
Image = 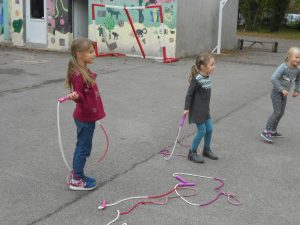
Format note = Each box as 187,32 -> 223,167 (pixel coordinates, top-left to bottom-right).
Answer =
285,13 -> 300,25
0,0 -> 239,58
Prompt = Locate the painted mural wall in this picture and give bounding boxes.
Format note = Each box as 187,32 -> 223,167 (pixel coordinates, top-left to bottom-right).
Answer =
89,0 -> 177,58
1,0 -> 74,50
1,0 -> 238,56
3,0 -> 71,49
47,0 -> 71,50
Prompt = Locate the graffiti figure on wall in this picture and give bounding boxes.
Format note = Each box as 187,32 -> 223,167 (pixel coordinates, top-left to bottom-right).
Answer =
149,8 -> 160,23
55,0 -> 68,34
98,24 -> 104,37
13,19 -> 23,33
111,31 -> 119,40
136,28 -> 147,37
107,8 -> 120,20
47,0 -> 56,35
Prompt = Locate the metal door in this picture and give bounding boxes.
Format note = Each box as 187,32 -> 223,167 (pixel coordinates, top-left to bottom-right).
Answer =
25,0 -> 47,44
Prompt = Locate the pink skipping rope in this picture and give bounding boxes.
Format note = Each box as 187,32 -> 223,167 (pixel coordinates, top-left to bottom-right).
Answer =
99,173 -> 241,224
57,95 -> 109,171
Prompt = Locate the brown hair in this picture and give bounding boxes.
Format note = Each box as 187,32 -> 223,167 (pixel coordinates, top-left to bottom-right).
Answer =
188,53 -> 214,83
285,47 -> 300,63
65,38 -> 96,90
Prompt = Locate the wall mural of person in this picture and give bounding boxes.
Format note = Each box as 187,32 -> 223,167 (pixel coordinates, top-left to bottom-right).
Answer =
54,0 -> 69,34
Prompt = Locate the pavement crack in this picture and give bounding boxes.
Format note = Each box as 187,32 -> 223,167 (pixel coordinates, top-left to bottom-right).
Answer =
213,90 -> 270,123
224,60 -> 278,67
0,78 -> 64,97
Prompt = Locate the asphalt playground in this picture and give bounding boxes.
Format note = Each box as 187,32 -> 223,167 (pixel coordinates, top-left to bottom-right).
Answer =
0,37 -> 299,225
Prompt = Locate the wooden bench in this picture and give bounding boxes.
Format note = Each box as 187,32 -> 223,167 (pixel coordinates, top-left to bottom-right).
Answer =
237,38 -> 278,52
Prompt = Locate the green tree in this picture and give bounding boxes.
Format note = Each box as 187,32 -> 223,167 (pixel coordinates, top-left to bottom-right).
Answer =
239,0 -> 291,31
269,0 -> 290,31
239,0 -> 269,30
288,0 -> 300,13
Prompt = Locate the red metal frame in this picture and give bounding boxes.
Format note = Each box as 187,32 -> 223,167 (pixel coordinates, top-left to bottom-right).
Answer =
91,4 -> 179,63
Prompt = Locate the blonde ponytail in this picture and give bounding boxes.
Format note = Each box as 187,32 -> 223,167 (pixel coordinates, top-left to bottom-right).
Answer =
65,38 -> 96,90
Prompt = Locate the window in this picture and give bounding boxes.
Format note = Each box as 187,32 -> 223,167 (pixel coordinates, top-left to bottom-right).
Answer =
31,0 -> 44,19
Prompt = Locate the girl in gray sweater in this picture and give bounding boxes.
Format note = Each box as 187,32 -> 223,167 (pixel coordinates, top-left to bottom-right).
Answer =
261,47 -> 300,143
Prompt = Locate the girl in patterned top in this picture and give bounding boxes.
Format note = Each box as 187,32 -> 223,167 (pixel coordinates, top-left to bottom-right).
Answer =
183,53 -> 219,163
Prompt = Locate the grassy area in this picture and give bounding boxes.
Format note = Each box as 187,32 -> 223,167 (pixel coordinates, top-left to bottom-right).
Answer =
237,27 -> 300,40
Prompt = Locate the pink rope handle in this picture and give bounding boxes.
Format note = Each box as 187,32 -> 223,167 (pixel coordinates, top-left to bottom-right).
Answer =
175,175 -> 189,184
179,114 -> 187,127
176,114 -> 191,148
58,95 -> 69,103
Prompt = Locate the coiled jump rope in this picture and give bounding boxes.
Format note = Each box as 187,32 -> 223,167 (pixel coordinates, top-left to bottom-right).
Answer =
56,95 -> 109,172
98,172 -> 240,225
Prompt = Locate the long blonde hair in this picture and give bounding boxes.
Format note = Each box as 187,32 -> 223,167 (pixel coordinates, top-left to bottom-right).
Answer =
188,53 -> 214,83
285,47 -> 300,63
65,38 -> 96,90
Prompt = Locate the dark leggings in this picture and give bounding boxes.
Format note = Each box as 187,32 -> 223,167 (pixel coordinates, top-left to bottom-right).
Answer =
265,89 -> 287,132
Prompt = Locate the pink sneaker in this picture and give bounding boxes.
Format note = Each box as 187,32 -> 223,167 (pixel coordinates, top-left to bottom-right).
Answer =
69,177 -> 96,191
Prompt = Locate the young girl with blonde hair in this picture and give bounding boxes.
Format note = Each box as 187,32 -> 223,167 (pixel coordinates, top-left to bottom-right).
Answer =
261,47 -> 300,143
65,38 -> 106,190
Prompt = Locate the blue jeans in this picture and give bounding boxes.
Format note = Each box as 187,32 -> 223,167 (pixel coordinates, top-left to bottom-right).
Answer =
191,118 -> 213,152
73,119 -> 95,179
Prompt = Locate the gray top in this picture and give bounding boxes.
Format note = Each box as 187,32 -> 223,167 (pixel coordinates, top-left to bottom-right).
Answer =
184,74 -> 212,124
271,63 -> 300,93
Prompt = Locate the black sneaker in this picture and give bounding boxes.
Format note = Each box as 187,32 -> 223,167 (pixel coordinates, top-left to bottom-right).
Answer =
260,131 -> 273,143
203,147 -> 219,160
271,132 -> 283,138
188,150 -> 204,163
